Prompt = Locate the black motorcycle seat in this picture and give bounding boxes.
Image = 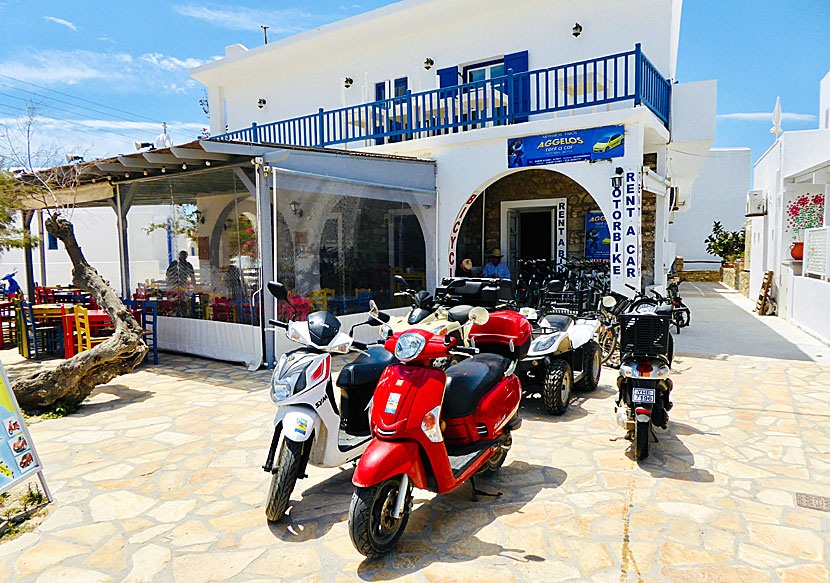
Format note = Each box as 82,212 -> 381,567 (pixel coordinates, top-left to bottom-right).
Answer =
337,346 -> 396,387
447,305 -> 473,324
443,353 -> 511,419
542,314 -> 573,332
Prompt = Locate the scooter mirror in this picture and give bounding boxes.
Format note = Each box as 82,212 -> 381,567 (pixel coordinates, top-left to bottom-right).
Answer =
368,300 -> 390,323
267,281 -> 288,302
393,275 -> 409,288
469,306 -> 490,326
602,295 -> 617,309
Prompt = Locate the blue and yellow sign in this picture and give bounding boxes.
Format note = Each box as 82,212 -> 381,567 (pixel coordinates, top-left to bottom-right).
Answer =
508,125 -> 625,167
585,211 -> 611,262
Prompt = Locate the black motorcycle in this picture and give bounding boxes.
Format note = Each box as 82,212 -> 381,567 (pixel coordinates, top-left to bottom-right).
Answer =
666,279 -> 691,333
605,286 -> 677,460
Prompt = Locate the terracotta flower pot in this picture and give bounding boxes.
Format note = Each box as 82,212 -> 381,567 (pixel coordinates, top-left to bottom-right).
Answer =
790,242 -> 804,260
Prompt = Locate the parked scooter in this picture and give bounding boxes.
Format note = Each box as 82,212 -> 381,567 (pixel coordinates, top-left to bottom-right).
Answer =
606,287 -> 676,460
517,306 -> 602,415
348,308 -> 530,557
666,279 -> 691,333
262,282 -> 395,521
383,275 -> 472,345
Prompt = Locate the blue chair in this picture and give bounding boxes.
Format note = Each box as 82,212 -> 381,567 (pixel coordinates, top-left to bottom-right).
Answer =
356,290 -> 373,312
141,301 -> 158,364
21,302 -> 63,359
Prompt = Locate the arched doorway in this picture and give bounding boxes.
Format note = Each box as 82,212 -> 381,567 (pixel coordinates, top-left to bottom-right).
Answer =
453,169 -> 605,277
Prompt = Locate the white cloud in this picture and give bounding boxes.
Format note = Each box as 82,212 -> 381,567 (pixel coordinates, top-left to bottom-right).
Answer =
173,4 -> 318,33
43,16 -> 77,31
141,52 -> 206,72
717,112 -> 817,123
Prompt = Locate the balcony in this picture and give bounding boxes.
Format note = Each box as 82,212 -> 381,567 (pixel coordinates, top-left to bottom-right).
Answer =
211,44 -> 670,148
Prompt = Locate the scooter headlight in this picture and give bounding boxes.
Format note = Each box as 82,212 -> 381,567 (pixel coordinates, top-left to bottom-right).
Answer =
532,334 -> 559,352
394,333 -> 427,362
421,405 -> 443,443
270,369 -> 302,403
379,324 -> 393,339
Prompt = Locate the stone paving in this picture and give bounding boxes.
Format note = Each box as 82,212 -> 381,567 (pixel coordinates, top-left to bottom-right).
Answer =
1,283 -> 829,582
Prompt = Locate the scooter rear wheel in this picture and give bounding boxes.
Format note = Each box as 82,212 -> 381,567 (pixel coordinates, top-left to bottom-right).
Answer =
349,476 -> 410,558
265,439 -> 305,522
633,420 -> 650,460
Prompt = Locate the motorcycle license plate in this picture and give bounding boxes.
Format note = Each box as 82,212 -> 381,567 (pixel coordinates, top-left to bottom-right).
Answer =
632,388 -> 656,403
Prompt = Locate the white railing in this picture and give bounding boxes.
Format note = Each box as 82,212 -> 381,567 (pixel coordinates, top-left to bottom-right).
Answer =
803,226 -> 829,280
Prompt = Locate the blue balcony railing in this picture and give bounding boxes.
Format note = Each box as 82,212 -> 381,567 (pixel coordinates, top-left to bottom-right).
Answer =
212,44 -> 671,147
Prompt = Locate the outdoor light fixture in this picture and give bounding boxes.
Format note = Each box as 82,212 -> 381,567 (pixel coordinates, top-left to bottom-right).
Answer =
572,22 -> 583,37
257,98 -> 267,109
134,141 -> 153,151
204,160 -> 211,166
194,210 -> 205,224
161,167 -> 166,173
65,155 -> 84,164
143,170 -> 148,176
344,77 -> 353,89
424,57 -> 434,70
611,167 -> 624,189
290,200 -> 304,217
182,163 -> 187,170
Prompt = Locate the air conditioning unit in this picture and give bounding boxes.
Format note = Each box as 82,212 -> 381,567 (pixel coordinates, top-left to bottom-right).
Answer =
746,190 -> 766,217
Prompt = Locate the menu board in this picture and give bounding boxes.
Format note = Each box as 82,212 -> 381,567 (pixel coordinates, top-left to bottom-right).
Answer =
0,360 -> 48,495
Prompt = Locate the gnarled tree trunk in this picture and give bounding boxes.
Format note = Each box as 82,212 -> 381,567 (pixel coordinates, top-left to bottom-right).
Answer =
12,215 -> 147,411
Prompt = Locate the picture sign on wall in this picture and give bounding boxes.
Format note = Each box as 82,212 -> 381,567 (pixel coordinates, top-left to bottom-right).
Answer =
584,211 -> 610,262
508,125 -> 625,167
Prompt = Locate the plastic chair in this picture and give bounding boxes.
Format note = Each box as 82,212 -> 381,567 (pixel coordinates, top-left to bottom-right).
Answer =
211,297 -> 234,322
0,301 -> 15,349
309,288 -> 334,312
141,301 -> 158,364
355,289 -> 373,312
74,305 -> 109,354
22,302 -> 63,359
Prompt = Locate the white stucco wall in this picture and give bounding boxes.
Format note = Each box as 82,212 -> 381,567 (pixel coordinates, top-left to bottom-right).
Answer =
670,148 -> 751,264
192,0 -> 682,136
820,70 -> 830,130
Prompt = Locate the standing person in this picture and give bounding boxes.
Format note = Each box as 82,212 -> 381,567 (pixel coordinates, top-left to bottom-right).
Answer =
166,250 -> 196,291
483,249 -> 510,279
456,258 -> 475,277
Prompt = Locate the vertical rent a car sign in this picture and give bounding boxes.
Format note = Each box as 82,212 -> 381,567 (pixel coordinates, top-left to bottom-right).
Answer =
0,361 -> 50,497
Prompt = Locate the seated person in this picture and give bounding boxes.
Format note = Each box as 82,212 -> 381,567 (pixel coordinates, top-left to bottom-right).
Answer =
456,258 -> 475,278
483,249 -> 510,280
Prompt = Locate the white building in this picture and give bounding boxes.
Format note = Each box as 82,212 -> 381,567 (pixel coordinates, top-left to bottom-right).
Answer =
192,0 -> 716,298
670,148 -> 751,266
749,71 -> 830,344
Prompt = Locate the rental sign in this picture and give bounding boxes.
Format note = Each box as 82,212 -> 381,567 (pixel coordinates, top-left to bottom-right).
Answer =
609,170 -> 642,284
508,125 -> 625,167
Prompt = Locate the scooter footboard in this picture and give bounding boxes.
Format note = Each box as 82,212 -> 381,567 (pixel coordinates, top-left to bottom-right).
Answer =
353,439 -> 427,489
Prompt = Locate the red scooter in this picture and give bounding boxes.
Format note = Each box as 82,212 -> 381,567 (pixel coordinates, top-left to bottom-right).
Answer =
348,308 -> 531,557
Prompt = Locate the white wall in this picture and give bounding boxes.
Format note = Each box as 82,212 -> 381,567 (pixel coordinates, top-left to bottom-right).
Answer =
820,70 -> 830,130
790,276 -> 830,345
192,0 -> 682,135
670,148 -> 751,264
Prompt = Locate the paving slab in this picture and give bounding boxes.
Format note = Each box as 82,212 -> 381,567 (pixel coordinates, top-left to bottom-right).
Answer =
1,286 -> 828,582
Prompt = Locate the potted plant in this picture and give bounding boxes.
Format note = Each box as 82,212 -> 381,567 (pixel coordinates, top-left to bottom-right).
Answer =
704,221 -> 745,266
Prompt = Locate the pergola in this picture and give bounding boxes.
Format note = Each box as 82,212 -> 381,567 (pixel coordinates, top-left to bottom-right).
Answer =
17,139 -> 437,367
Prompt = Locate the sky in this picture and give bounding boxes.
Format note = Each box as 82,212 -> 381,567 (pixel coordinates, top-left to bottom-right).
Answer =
0,0 -> 827,167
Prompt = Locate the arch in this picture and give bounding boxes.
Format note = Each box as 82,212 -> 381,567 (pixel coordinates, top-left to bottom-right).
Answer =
447,167 -> 613,275
209,196 -> 254,266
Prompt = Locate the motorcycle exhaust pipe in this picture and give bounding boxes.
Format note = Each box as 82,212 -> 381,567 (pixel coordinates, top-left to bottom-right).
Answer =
391,474 -> 410,519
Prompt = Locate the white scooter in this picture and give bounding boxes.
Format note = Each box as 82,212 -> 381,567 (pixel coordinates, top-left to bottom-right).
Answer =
516,307 -> 602,415
262,282 -> 394,521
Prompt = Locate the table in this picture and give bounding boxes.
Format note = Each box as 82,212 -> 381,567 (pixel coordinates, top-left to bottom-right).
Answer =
62,309 -> 141,359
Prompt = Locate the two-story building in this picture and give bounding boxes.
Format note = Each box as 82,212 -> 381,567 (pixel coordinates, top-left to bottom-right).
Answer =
191,0 -> 716,299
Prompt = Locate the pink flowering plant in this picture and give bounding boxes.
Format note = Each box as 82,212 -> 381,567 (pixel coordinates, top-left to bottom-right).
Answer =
786,193 -> 824,241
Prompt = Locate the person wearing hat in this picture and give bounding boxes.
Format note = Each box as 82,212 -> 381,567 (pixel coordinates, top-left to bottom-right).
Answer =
483,249 -> 510,279
456,258 -> 475,277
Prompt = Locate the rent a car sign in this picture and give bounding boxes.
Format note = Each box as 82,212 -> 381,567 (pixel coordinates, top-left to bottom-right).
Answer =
508,125 -> 625,167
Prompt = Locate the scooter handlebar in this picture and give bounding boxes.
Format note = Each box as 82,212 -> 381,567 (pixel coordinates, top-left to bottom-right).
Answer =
268,319 -> 289,330
449,346 -> 479,357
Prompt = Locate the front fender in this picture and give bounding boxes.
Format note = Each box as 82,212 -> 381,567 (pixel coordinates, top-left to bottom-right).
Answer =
353,439 -> 427,489
569,321 -> 599,349
274,405 -> 319,443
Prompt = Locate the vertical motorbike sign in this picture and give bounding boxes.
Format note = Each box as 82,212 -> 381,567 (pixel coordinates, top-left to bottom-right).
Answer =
0,361 -> 51,500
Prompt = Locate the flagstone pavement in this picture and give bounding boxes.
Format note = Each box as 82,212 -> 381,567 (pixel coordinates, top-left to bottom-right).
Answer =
1,283 -> 829,582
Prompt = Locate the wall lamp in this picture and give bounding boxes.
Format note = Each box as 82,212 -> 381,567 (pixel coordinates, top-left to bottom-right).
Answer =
611,167 -> 624,189
290,200 -> 304,217
257,98 -> 267,109
134,141 -> 153,151
344,77 -> 354,89
572,22 -> 583,37
424,57 -> 434,70
65,155 -> 84,164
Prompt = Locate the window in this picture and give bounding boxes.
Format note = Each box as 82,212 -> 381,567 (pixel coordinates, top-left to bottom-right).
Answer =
465,62 -> 505,84
393,77 -> 408,98
47,233 -> 58,250
463,60 -> 507,129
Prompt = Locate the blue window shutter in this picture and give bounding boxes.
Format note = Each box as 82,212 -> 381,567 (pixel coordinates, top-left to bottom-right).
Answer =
437,66 -> 459,89
47,233 -> 58,250
504,50 -> 529,122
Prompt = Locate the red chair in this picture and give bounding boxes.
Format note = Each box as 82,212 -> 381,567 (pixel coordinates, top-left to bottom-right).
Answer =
211,298 -> 234,322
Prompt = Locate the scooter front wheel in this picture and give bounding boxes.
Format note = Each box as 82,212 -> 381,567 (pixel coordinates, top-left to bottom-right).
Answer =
349,476 -> 410,558
477,432 -> 512,477
265,438 -> 305,522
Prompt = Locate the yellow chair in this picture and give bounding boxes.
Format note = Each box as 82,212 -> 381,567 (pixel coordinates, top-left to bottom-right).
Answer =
74,305 -> 109,354
309,288 -> 334,312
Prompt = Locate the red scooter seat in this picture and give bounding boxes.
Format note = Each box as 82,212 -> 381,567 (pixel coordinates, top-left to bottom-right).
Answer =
442,354 -> 511,419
